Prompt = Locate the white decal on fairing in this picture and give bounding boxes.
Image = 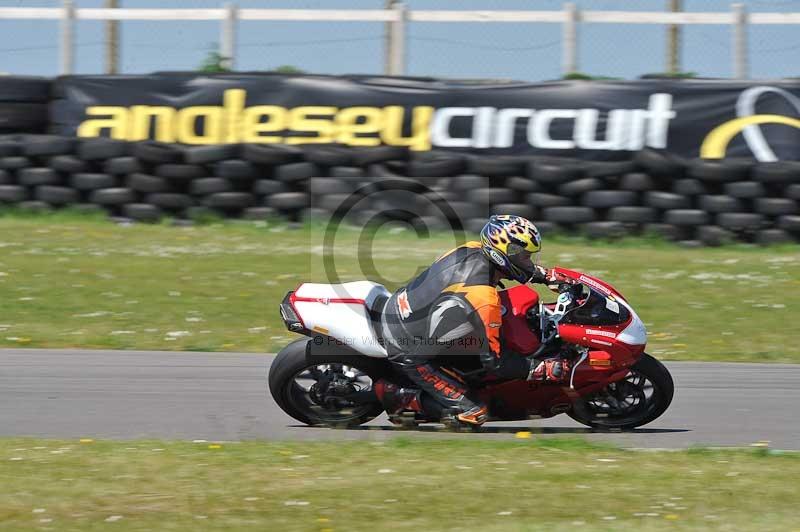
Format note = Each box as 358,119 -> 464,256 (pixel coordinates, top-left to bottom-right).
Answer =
590,339 -> 613,347
578,275 -> 611,295
586,328 -> 616,338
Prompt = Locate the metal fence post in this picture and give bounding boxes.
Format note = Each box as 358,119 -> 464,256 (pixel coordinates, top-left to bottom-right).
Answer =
60,0 -> 75,75
666,0 -> 682,74
732,3 -> 748,79
104,0 -> 119,74
562,2 -> 578,76
221,2 -> 238,70
387,2 -> 407,76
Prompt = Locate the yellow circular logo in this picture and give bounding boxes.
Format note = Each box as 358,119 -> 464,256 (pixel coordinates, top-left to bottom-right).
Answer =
701,86 -> 800,161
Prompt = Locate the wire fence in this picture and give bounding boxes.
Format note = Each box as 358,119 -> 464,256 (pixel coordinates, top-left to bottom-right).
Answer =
2,3 -> 800,80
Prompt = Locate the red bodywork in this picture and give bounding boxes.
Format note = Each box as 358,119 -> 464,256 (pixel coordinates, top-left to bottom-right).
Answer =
286,268 -> 648,422
475,268 -> 646,419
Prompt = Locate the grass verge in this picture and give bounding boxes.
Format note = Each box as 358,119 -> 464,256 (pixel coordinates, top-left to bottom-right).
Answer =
0,213 -> 798,362
1,437 -> 798,531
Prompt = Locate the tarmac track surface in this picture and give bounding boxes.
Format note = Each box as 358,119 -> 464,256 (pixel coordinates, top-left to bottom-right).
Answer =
1,349 -> 798,449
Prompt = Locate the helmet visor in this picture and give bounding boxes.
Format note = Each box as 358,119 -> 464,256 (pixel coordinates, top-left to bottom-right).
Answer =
507,244 -> 540,279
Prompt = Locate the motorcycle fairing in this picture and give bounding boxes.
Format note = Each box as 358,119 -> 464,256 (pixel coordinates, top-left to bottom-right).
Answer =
497,271 -> 646,375
498,288 -> 540,354
552,267 -> 648,349
288,281 -> 390,358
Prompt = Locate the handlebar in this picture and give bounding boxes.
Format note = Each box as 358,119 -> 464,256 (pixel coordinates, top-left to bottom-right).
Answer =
529,281 -> 585,359
558,281 -> 585,299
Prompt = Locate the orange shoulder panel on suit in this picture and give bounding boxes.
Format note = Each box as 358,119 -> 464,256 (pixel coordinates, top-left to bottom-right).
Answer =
441,282 -> 502,357
435,241 -> 483,262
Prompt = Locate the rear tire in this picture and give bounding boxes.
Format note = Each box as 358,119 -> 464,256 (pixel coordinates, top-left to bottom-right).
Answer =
268,339 -> 389,427
568,354 -> 674,430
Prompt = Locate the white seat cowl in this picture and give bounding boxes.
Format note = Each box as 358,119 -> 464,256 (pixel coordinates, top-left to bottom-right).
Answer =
294,281 -> 389,308
291,281 -> 390,358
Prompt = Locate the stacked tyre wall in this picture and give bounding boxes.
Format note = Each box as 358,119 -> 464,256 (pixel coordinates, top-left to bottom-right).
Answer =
0,77 -> 49,135
1,134 -> 799,245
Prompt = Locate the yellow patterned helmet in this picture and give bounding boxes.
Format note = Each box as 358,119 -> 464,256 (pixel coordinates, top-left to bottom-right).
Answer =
480,215 -> 542,283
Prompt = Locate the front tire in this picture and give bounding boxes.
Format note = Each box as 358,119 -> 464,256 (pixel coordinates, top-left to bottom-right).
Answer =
568,353 -> 674,430
268,339 -> 389,428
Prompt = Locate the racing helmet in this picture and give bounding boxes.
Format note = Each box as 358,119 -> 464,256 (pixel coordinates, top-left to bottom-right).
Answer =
479,214 -> 542,283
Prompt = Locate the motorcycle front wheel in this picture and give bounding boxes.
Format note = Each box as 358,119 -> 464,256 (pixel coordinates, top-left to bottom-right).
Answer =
568,353 -> 674,430
268,339 -> 389,428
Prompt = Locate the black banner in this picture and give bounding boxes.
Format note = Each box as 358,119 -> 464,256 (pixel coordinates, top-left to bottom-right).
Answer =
51,74 -> 800,161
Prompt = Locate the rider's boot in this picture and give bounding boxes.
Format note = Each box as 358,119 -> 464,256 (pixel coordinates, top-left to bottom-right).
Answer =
441,404 -> 489,432
375,380 -> 423,426
396,362 -> 489,429
457,404 -> 489,426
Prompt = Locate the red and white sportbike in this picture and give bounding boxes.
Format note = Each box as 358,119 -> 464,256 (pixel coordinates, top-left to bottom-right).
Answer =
270,268 -> 673,430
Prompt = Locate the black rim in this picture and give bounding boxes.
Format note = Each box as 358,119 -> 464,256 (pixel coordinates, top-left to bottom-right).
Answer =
580,369 -> 660,426
286,363 -> 376,424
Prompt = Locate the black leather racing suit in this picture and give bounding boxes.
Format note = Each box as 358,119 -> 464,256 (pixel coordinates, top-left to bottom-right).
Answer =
380,241 -> 531,417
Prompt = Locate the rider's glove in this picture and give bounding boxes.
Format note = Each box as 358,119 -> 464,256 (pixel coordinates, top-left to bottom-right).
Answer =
528,265 -> 550,284
527,357 -> 571,383
530,266 -> 578,291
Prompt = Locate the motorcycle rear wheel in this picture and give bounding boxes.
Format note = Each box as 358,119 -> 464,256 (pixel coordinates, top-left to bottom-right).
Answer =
568,353 -> 674,430
268,338 -> 388,428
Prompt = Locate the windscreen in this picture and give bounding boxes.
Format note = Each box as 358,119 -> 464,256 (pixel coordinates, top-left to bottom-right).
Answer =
564,286 -> 630,326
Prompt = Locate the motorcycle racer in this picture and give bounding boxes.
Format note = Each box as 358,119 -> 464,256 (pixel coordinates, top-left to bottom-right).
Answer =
378,214 -> 574,427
